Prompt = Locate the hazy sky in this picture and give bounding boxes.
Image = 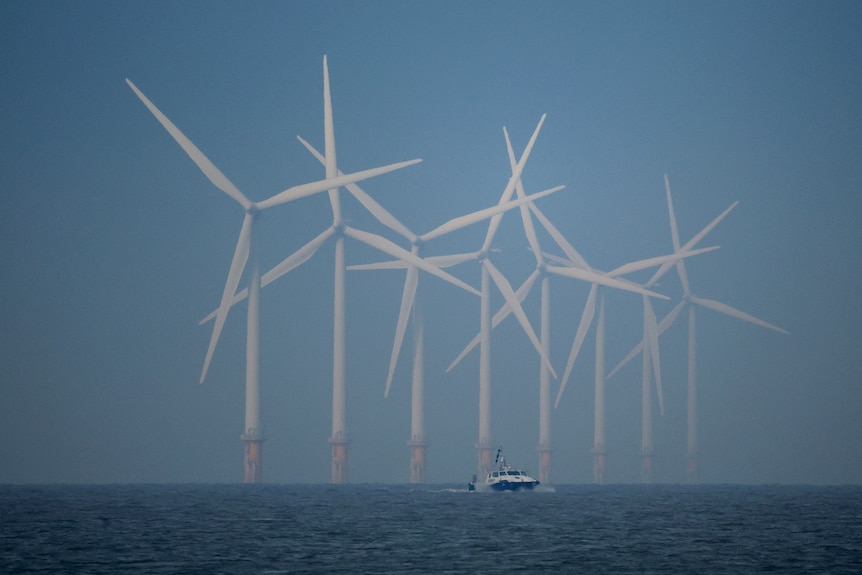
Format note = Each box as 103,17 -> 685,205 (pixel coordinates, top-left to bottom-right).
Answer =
2,1 -> 860,484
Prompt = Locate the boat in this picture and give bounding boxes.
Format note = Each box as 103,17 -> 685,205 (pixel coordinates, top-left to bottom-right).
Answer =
469,446 -> 540,491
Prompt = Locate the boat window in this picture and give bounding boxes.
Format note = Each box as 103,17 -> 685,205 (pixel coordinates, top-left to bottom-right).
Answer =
491,472 -> 499,478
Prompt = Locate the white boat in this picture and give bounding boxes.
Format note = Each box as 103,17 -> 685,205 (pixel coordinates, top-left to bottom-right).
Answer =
469,447 -> 540,491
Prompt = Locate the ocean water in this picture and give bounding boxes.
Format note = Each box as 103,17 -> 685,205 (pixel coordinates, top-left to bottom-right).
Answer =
2,484 -> 860,574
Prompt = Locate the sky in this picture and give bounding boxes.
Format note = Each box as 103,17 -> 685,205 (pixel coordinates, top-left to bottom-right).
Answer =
1,0 -> 861,485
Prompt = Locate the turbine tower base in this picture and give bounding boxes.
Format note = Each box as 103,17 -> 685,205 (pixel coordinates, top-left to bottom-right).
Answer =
592,447 -> 607,485
329,433 -> 351,484
241,432 -> 265,484
408,437 -> 429,484
537,444 -> 552,485
686,450 -> 699,484
640,447 -> 654,484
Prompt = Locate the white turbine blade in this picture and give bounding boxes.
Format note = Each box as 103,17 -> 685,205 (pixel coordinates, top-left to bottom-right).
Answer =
690,296 -> 789,334
425,252 -> 480,268
528,203 -> 591,269
648,199 -> 739,289
343,226 -> 480,296
385,263 -> 420,398
257,159 -> 422,210
261,226 -> 335,288
681,201 -> 739,255
657,298 -> 688,337
323,56 -> 337,179
421,185 -> 564,243
542,251 -> 574,266
348,259 -> 408,271
665,175 -> 682,251
200,213 -> 253,384
644,296 -> 665,416
545,265 -> 669,300
485,260 -> 557,379
646,174 -> 739,288
199,226 -> 335,325
669,199 -> 738,294
504,127 -> 544,265
606,299 -> 687,380
481,114 -> 546,252
555,283 -> 597,408
447,268 -> 541,373
297,135 -> 416,241
126,79 -> 253,212
662,174 -> 694,297
607,246 -> 719,278
322,55 -> 342,223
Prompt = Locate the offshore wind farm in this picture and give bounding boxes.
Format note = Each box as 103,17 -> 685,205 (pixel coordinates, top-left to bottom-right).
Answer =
5,2 -> 861,487
127,55 -> 786,485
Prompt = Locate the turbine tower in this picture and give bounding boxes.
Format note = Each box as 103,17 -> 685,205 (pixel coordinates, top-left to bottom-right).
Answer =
127,74 -> 420,483
346,185 -> 563,483
608,175 -> 787,483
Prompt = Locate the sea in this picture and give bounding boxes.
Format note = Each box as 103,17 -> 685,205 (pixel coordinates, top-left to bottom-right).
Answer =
2,484 -> 860,574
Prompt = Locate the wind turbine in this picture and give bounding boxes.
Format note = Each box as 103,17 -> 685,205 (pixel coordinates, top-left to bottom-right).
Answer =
126,62 -> 420,483
344,184 -> 563,483
608,174 -> 788,483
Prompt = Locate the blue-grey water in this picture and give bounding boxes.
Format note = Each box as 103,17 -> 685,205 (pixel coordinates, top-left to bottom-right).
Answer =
2,484 -> 860,574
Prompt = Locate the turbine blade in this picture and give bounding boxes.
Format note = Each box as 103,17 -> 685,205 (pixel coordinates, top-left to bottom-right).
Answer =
542,251 -> 574,266
343,226 -> 480,296
421,185 -> 564,243
385,263 -> 419,397
666,175 -> 682,252
485,260 -> 557,378
607,246 -> 719,278
528,203 -> 591,269
606,299 -> 687,380
199,226 -> 335,325
425,252 -> 480,268
681,201 -> 740,255
690,296 -> 789,334
348,259 -> 407,271
322,56 -> 342,222
504,127 -> 544,265
256,159 -> 422,210
261,227 -> 336,288
546,265 -> 669,299
297,135 -> 416,241
447,268 -> 541,373
646,176 -> 739,295
323,56 -> 336,179
481,114 -> 546,252
667,199 -> 739,294
126,79 -> 253,212
200,213 -> 253,383
555,283 -> 597,408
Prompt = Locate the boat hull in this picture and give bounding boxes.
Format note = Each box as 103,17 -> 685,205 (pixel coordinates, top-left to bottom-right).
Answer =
469,479 -> 540,492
